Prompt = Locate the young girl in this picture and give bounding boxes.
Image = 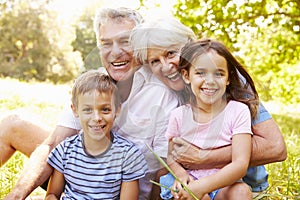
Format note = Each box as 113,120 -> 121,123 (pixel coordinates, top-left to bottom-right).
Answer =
161,39 -> 259,200
45,70 -> 147,199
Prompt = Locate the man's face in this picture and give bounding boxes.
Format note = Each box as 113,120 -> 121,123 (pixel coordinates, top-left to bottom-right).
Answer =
98,19 -> 137,82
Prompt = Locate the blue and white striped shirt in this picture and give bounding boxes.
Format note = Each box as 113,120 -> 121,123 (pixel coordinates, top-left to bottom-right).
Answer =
47,131 -> 147,199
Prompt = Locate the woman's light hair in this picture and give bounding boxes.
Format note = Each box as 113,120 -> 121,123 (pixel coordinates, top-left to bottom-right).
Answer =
130,17 -> 196,64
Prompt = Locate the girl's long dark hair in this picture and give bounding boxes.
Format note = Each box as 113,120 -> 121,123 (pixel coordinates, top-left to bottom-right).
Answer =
179,39 -> 259,119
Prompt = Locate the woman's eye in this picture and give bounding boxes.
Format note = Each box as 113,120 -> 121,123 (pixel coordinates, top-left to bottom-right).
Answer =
150,59 -> 160,67
167,50 -> 178,58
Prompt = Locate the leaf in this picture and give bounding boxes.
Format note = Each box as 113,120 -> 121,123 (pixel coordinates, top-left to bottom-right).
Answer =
146,144 -> 199,200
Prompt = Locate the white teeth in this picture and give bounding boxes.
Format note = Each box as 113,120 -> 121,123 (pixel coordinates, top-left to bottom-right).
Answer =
167,72 -> 178,79
112,61 -> 128,66
202,89 -> 217,94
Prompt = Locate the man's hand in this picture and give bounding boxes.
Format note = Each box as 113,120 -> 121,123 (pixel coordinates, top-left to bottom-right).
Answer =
171,137 -> 205,170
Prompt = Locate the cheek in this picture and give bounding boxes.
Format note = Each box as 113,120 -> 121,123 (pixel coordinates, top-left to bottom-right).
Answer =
149,66 -> 159,76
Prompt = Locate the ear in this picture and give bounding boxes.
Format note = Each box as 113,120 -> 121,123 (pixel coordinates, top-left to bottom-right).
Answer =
71,104 -> 79,118
226,80 -> 230,85
181,69 -> 191,84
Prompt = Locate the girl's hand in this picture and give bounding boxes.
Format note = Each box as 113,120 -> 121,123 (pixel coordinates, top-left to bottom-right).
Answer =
178,180 -> 205,200
172,174 -> 194,199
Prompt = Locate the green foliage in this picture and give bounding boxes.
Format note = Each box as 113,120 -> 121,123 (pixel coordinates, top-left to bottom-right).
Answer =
0,0 -> 81,83
71,3 -> 102,72
265,114 -> 300,199
173,0 -> 300,104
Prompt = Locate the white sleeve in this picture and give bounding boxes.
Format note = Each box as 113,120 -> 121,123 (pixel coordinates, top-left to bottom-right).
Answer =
56,105 -> 81,130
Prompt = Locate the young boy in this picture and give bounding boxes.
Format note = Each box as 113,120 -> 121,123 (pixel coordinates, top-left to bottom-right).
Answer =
45,70 -> 147,200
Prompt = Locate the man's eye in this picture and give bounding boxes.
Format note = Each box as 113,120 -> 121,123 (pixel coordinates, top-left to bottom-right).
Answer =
100,41 -> 112,47
120,39 -> 130,45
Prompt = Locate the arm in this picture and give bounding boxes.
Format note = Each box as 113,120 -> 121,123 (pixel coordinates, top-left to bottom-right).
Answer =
172,118 -> 286,169
167,139 -> 194,198
5,126 -> 78,200
250,118 -> 286,166
45,169 -> 65,200
179,134 -> 252,200
120,180 -> 139,200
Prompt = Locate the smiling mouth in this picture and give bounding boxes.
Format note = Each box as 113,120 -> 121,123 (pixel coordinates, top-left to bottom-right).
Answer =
167,72 -> 180,80
201,88 -> 217,95
111,61 -> 129,67
90,125 -> 105,130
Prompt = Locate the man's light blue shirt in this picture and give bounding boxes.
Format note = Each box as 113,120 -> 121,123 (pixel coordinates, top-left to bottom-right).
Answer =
243,103 -> 271,192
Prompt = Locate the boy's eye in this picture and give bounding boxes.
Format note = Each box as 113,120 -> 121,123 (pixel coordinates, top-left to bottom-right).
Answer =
83,108 -> 92,113
102,107 -> 112,113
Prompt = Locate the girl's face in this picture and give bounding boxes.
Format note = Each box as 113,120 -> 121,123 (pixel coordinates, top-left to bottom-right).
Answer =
182,50 -> 230,107
147,45 -> 185,91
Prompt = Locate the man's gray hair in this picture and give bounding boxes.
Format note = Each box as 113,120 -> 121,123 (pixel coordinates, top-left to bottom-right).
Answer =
94,7 -> 144,47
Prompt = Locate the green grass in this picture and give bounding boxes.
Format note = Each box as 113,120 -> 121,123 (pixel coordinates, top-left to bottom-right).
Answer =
0,78 -> 299,199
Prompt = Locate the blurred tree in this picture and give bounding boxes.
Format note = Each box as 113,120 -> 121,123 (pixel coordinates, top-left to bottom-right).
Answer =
71,3 -> 102,73
0,0 -> 81,83
171,0 -> 300,104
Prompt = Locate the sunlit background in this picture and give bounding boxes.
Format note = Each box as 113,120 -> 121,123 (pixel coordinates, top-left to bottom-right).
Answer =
0,0 -> 299,198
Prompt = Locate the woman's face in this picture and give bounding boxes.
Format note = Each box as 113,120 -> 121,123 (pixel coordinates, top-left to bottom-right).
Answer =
147,45 -> 185,91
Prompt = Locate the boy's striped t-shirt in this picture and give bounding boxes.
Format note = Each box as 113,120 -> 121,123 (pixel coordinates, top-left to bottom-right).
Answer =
47,131 -> 147,200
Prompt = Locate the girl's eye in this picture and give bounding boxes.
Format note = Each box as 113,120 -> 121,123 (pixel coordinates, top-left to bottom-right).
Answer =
195,71 -> 205,76
215,72 -> 224,78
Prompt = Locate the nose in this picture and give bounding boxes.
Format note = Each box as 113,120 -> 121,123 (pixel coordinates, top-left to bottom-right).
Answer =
160,57 -> 173,72
204,73 -> 215,84
93,111 -> 102,122
111,42 -> 123,57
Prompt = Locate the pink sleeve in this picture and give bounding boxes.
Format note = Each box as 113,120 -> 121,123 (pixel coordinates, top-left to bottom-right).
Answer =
232,104 -> 253,136
165,109 -> 181,140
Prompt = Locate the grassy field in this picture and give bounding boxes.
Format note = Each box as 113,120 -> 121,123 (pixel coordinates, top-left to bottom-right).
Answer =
0,78 -> 299,199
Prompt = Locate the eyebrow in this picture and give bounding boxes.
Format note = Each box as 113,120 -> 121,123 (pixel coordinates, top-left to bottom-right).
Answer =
194,66 -> 227,72
100,33 -> 131,41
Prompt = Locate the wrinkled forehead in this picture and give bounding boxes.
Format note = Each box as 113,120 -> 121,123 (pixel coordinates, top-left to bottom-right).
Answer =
99,19 -> 135,40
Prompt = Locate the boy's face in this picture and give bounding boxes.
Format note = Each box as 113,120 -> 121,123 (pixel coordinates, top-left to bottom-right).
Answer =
73,90 -> 116,142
